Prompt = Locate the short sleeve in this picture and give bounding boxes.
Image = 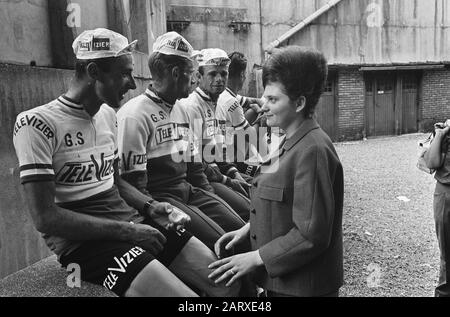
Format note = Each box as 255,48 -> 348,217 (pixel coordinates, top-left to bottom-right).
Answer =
223,99 -> 248,130
237,95 -> 251,111
13,112 -> 56,184
117,116 -> 150,175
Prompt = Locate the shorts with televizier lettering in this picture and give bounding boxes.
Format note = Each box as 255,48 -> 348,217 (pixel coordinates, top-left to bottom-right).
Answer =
60,219 -> 192,296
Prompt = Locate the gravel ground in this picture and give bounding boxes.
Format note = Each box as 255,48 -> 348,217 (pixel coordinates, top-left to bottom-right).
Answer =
336,133 -> 440,297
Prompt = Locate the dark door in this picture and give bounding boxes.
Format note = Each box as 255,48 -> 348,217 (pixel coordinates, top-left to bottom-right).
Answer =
402,73 -> 419,134
365,73 -> 396,136
316,74 -> 337,141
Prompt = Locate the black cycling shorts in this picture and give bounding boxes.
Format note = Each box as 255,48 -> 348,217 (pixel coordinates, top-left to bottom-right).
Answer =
60,219 -> 192,296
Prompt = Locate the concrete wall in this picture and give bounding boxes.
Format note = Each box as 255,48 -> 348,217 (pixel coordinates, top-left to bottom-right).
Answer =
71,0 -> 109,31
0,0 -> 160,68
0,0 -> 109,68
261,0 -> 331,52
166,0 -> 264,96
287,0 -> 450,65
0,0 -> 53,66
0,64 -> 73,279
172,0 -> 450,70
0,63 -> 149,279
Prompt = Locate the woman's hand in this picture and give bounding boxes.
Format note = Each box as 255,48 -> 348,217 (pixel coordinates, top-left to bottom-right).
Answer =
208,251 -> 264,287
214,224 -> 250,259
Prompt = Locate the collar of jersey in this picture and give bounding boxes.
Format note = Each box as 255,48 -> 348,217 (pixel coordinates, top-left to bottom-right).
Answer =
225,87 -> 237,98
57,95 -> 93,119
144,88 -> 174,111
195,88 -> 213,103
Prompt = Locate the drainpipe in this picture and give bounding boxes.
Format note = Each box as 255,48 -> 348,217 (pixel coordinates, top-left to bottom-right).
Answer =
265,0 -> 343,53
259,0 -> 264,64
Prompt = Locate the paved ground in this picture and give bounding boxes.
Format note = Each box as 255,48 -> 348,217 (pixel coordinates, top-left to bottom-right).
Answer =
337,133 -> 440,297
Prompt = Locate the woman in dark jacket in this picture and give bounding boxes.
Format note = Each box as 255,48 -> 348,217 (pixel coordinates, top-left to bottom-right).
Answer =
209,46 -> 344,297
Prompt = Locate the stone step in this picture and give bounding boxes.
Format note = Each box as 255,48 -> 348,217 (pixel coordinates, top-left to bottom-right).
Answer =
0,256 -> 116,297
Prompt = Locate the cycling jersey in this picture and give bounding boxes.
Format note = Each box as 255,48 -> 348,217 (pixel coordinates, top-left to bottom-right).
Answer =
13,96 -> 119,203
117,89 -> 247,251
13,96 -> 140,256
237,94 -> 251,112
217,88 -> 250,132
179,87 -> 225,147
117,88 -> 197,190
180,88 -> 240,175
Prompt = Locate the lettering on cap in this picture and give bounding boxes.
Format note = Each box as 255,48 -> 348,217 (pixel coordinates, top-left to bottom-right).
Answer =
177,40 -> 189,53
79,41 -> 91,52
92,38 -> 111,51
164,39 -> 189,53
166,39 -> 178,50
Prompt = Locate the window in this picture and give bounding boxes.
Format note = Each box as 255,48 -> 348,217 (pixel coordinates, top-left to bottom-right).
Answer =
377,79 -> 393,94
403,77 -> 418,90
323,79 -> 334,93
366,82 -> 373,93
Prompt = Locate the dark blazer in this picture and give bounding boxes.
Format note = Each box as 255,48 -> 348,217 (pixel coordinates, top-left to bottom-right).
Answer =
250,119 -> 344,297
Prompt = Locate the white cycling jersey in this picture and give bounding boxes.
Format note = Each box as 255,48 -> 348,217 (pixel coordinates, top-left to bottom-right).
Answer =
117,89 -> 195,189
179,87 -> 226,147
217,88 -> 250,132
13,96 -> 118,204
12,96 -> 143,257
236,94 -> 250,110
217,88 -> 251,148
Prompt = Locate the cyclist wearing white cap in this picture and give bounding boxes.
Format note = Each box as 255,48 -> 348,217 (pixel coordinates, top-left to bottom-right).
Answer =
117,32 -> 246,253
179,48 -> 253,222
13,28 -> 239,297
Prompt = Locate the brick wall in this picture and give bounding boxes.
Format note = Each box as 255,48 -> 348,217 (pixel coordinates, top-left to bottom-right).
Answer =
337,69 -> 366,141
420,69 -> 450,132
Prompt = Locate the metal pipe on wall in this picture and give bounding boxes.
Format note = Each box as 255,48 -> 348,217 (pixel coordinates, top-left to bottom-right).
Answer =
265,0 -> 344,53
259,0 -> 264,64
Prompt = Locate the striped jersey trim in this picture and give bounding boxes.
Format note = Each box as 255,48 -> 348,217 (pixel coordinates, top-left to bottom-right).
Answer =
20,164 -> 53,172
226,88 -> 237,98
21,174 -> 55,185
195,88 -> 212,102
57,96 -> 84,110
234,120 -> 249,130
144,89 -> 174,111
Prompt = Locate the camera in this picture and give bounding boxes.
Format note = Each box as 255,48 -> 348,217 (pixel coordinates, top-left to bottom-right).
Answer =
435,119 -> 450,130
433,120 -> 450,137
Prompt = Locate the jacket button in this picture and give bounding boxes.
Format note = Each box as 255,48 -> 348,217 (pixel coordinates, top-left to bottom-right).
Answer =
251,235 -> 257,240
251,209 -> 256,215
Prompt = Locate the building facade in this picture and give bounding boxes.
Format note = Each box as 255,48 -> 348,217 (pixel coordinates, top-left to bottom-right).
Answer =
166,0 -> 450,140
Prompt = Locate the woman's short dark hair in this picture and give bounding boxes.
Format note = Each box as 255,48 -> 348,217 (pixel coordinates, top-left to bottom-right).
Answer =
148,52 -> 190,81
75,57 -> 116,78
263,46 -> 328,118
228,52 -> 247,78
